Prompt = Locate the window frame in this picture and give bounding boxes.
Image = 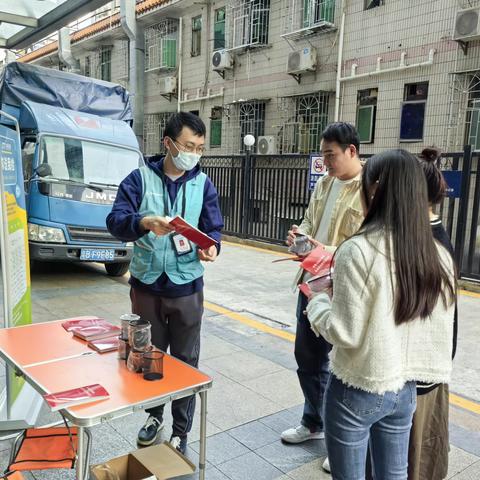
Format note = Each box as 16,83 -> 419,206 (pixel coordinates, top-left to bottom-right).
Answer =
399,82 -> 428,143
191,15 -> 202,57
357,105 -> 376,144
356,88 -> 378,144
100,47 -> 112,81
214,7 -> 226,50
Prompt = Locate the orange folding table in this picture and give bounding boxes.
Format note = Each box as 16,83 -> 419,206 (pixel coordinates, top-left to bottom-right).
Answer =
0,320 -> 213,480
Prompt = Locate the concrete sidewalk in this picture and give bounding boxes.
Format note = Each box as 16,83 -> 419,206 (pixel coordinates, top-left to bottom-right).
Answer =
0,241 -> 478,479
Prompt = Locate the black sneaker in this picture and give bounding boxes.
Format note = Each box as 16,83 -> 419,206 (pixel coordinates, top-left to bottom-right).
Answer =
170,435 -> 187,455
137,416 -> 164,446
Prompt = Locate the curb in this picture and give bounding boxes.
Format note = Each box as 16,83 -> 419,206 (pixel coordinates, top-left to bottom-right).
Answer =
222,234 -> 289,254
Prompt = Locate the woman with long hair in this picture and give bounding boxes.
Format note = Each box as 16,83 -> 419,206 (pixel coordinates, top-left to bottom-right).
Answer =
407,147 -> 458,480
307,149 -> 456,479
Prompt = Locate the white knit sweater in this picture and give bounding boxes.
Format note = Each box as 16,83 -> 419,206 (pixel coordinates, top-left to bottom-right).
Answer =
306,232 -> 455,394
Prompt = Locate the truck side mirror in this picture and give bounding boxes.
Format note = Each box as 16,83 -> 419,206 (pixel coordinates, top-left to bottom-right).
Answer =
35,163 -> 52,177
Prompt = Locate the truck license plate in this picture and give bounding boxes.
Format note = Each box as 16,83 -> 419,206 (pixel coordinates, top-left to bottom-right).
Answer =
80,248 -> 115,261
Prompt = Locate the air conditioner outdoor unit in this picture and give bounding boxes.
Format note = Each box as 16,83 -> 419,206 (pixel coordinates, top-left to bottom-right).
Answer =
257,136 -> 277,155
158,76 -> 177,94
287,47 -> 317,75
212,50 -> 234,71
454,7 -> 480,42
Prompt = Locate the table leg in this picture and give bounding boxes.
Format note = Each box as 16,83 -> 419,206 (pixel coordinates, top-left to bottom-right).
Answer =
199,391 -> 208,480
76,426 -> 85,480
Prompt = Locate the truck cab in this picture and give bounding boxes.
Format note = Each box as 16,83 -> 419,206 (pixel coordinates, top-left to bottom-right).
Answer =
20,102 -> 142,276
0,62 -> 141,276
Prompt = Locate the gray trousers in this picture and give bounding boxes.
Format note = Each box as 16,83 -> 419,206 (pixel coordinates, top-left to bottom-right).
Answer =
130,287 -> 203,437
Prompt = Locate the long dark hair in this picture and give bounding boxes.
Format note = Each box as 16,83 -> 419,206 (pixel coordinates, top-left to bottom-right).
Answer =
418,147 -> 447,204
361,149 -> 455,325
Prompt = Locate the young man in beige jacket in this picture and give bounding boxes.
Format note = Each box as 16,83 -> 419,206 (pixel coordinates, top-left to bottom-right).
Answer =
282,123 -> 364,458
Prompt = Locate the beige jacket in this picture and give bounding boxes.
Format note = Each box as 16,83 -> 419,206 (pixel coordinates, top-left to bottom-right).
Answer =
307,233 -> 454,394
294,173 -> 364,285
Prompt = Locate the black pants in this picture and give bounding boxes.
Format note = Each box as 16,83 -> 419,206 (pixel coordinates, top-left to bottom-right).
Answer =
130,287 -> 203,437
294,292 -> 332,431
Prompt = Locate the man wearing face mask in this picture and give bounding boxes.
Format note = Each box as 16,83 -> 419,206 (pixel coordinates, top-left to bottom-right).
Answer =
107,112 -> 223,454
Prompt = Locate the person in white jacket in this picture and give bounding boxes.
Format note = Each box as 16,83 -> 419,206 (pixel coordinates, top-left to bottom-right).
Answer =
306,149 -> 456,480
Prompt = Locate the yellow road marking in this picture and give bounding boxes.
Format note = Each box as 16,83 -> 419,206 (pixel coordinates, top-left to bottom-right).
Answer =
222,241 -> 288,257
449,393 -> 480,415
204,301 -> 296,342
205,299 -> 480,416
458,289 -> 480,299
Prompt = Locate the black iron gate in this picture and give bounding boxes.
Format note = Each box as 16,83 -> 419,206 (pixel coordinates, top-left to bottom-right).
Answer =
439,147 -> 480,281
202,148 -> 480,282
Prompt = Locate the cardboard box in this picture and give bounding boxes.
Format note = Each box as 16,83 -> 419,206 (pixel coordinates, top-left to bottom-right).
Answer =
91,442 -> 196,480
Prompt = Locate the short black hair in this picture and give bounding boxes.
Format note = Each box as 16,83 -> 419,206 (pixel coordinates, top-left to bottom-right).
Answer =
321,122 -> 360,152
163,112 -> 206,140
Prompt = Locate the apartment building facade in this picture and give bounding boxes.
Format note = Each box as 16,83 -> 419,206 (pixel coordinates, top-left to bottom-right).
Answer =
14,0 -> 480,157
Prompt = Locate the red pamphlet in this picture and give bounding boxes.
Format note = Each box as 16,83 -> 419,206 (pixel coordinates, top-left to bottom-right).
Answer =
61,316 -> 105,332
300,246 -> 334,276
167,215 -> 217,250
43,384 -> 109,412
87,336 -> 120,353
70,320 -> 121,342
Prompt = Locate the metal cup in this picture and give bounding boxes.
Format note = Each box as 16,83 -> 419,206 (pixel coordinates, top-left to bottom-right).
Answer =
118,336 -> 130,361
126,350 -> 144,373
142,350 -> 164,381
119,313 -> 140,340
128,319 -> 152,352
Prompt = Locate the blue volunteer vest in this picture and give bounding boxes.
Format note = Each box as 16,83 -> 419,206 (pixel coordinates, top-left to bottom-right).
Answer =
129,166 -> 207,285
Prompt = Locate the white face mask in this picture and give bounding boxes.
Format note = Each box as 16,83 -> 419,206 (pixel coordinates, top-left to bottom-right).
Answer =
170,140 -> 201,171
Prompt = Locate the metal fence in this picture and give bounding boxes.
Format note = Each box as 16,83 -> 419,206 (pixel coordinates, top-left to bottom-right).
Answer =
201,147 -> 480,282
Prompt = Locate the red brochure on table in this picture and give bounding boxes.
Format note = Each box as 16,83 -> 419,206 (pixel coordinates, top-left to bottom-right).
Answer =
167,215 -> 218,250
61,316 -> 105,332
300,246 -> 334,276
70,320 -> 121,342
87,336 -> 120,353
44,384 -> 109,412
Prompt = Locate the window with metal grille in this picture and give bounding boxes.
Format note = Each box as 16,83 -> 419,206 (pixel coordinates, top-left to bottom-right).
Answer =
356,88 -> 378,144
365,0 -> 384,10
214,8 -> 226,50
282,0 -> 336,37
100,47 -> 112,81
229,0 -> 270,49
143,113 -> 174,156
210,107 -> 223,148
303,0 -> 335,27
239,101 -> 266,152
117,39 -> 129,80
279,92 -> 329,154
191,16 -> 202,57
463,74 -> 480,150
145,19 -> 178,72
400,82 -> 428,142
84,55 -> 91,77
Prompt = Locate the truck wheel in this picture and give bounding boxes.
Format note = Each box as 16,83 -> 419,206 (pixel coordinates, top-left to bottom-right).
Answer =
105,262 -> 130,277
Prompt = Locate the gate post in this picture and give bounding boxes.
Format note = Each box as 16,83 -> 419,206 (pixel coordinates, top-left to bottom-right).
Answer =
241,149 -> 253,237
454,144 -> 473,270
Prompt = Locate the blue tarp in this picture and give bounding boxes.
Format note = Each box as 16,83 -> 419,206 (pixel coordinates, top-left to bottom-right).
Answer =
0,62 -> 133,122
20,101 -> 139,149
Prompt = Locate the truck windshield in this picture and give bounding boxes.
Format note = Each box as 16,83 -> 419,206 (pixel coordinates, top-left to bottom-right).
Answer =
40,136 -> 141,187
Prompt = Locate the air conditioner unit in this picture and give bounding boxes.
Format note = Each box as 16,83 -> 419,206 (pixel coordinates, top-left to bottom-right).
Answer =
212,50 -> 234,71
158,76 -> 177,94
454,8 -> 480,42
287,47 -> 317,75
257,136 -> 277,155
